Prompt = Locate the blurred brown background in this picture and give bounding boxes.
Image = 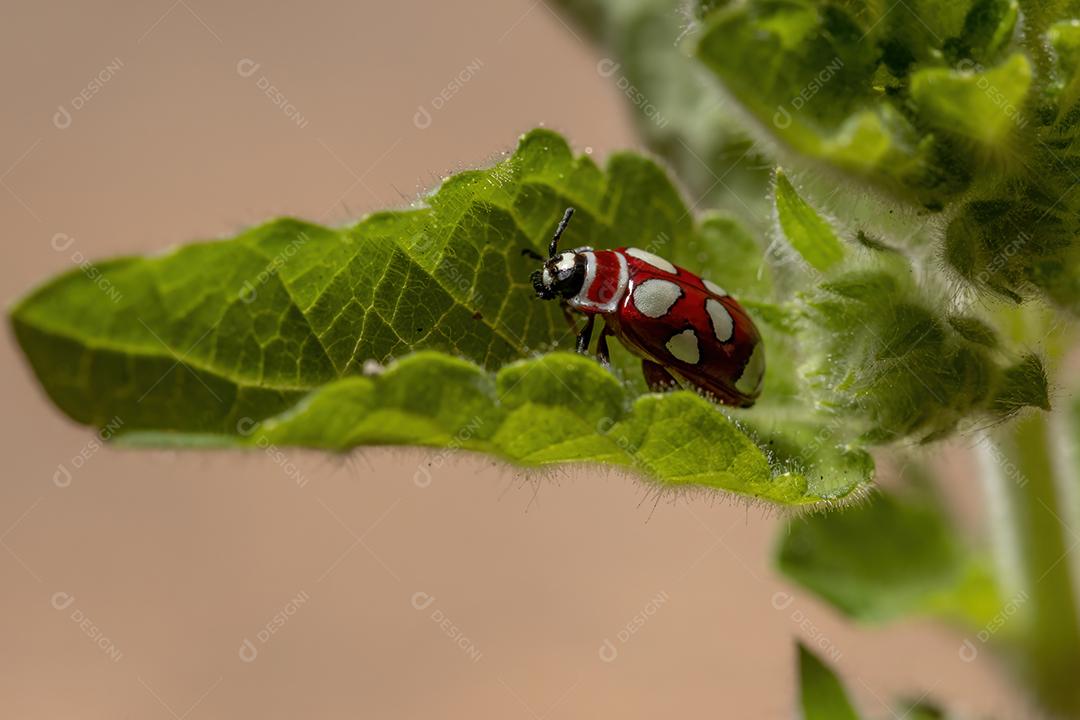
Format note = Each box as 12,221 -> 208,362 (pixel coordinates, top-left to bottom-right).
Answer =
0,1 -> 1034,717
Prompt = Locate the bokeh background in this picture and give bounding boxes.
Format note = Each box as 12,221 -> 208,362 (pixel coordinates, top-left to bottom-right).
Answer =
1,1 -> 1035,717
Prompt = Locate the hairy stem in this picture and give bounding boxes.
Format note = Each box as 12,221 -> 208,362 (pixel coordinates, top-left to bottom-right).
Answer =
985,411 -> 1080,716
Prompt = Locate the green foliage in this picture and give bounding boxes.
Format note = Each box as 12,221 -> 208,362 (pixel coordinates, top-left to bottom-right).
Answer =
11,129 -> 874,506
797,642 -> 971,719
695,0 -> 1027,208
800,269 -> 1049,442
11,129 -> 686,430
11,4 -> 1062,507
695,0 -> 1080,315
910,53 -> 1032,146
14,0 -> 1080,714
774,169 -> 846,272
768,174 -> 1048,443
9,0 -> 1080,716
798,643 -> 861,720
220,352 -> 856,503
778,481 -> 1000,625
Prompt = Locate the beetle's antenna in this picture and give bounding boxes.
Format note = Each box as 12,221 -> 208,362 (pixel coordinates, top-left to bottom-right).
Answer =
548,207 -> 575,258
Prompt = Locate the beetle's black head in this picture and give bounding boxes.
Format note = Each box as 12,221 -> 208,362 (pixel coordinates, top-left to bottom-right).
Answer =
530,207 -> 585,301
532,252 -> 587,300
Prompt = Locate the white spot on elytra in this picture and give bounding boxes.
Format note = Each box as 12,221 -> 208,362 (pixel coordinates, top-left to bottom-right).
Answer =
735,342 -> 765,395
703,279 -> 728,297
632,278 -> 681,318
626,248 -> 677,274
666,329 -> 700,364
706,299 -> 734,342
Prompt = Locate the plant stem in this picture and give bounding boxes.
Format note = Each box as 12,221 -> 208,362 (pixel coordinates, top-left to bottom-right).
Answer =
987,411 -> 1080,716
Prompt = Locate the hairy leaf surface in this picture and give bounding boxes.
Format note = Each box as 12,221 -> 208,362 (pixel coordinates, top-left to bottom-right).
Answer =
12,130 -> 872,506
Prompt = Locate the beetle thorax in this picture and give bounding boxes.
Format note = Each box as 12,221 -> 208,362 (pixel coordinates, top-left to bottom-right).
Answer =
566,249 -> 629,314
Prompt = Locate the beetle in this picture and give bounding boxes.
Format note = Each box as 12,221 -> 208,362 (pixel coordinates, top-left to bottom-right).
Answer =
527,207 -> 765,407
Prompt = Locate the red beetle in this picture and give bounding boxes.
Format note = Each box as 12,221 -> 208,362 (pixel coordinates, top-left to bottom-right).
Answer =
529,208 -> 765,407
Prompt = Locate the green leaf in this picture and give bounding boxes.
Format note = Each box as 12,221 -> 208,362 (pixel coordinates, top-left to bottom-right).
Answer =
11,130 -> 689,431
110,352 -> 865,505
942,193 -> 1080,314
694,0 -> 1029,208
993,353 -> 1051,413
777,480 -> 1000,626
800,269 -> 1050,443
693,0 -> 1080,316
774,170 -> 846,273
248,352 -> 864,502
798,643 -> 861,720
11,128 -> 873,507
696,1 -> 939,205
798,640 -> 970,719
947,314 -> 1000,348
910,53 -> 1032,146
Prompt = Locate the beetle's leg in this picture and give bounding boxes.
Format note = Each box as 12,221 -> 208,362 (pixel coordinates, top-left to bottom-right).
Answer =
596,323 -> 613,369
575,313 -> 595,354
521,247 -> 544,261
642,359 -> 679,392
